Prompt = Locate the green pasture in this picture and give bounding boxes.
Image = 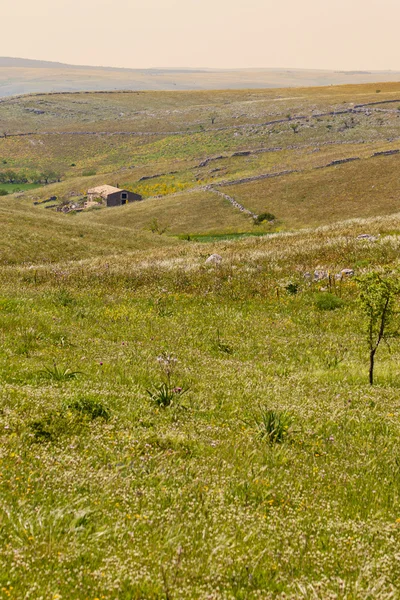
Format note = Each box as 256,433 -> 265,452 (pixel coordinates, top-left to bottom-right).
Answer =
2,212 -> 400,597
0,182 -> 41,193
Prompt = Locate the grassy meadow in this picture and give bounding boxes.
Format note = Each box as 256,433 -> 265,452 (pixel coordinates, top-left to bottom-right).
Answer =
2,83 -> 400,598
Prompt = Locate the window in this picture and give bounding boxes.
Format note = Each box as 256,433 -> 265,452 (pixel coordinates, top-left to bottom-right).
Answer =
121,192 -> 128,200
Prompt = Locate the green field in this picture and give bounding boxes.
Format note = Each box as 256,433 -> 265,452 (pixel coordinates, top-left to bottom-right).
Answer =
0,183 -> 41,193
2,84 -> 400,598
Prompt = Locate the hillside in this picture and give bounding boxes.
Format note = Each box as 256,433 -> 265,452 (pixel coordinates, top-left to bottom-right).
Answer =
4,83 -> 400,597
3,208 -> 400,597
2,57 -> 400,97
2,82 -> 400,244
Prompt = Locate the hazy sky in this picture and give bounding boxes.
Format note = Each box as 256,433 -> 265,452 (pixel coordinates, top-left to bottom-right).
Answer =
2,0 -> 399,70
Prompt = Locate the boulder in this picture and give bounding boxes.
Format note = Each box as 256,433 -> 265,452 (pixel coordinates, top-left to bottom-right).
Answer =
341,268 -> 354,277
314,270 -> 329,281
205,254 -> 223,265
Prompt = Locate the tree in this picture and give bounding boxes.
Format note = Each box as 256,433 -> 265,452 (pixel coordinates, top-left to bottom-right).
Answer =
209,112 -> 218,125
3,170 -> 18,183
40,170 -> 60,184
357,272 -> 400,385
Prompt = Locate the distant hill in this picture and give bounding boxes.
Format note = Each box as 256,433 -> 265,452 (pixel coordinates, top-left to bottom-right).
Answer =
0,57 -> 73,69
1,57 -> 400,97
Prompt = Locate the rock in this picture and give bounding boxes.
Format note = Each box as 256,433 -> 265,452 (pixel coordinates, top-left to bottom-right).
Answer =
314,270 -> 329,281
341,268 -> 354,277
205,254 -> 223,265
357,234 -> 377,241
373,149 -> 400,157
303,272 -> 312,279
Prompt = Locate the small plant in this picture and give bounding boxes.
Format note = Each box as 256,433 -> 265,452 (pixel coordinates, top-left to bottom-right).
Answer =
314,292 -> 344,311
0,189 -> 8,196
63,397 -> 110,420
15,327 -> 43,356
321,343 -> 347,369
54,288 -> 76,307
147,353 -> 189,407
154,295 -> 173,317
29,419 -> 53,441
215,329 -> 233,354
253,407 -> 292,444
40,362 -> 83,381
28,409 -> 67,442
147,382 -> 188,408
156,352 -> 177,385
285,282 -> 299,295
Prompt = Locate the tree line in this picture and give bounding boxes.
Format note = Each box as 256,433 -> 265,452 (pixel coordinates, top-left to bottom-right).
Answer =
0,169 -> 61,185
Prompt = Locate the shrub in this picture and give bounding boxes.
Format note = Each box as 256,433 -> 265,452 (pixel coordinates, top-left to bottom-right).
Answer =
29,419 -> 53,441
28,410 -> 68,442
82,170 -> 97,177
63,397 -> 110,420
314,292 -> 344,311
285,282 -> 299,295
254,212 -> 276,225
0,189 -> 8,196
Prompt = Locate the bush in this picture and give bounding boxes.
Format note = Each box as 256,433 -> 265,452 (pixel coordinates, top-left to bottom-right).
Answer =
314,292 -> 344,311
254,212 -> 276,225
63,397 -> 110,420
285,282 -> 299,295
82,170 -> 97,177
0,189 -> 8,196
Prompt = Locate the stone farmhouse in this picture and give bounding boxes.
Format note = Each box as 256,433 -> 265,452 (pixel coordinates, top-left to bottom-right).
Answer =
86,185 -> 142,208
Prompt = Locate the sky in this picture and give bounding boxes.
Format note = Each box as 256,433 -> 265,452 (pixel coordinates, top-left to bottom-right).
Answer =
2,0 -> 400,71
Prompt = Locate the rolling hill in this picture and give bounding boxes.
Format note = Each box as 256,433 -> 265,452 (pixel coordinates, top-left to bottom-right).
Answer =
4,81 -> 400,598
2,81 -> 400,248
1,56 -> 400,97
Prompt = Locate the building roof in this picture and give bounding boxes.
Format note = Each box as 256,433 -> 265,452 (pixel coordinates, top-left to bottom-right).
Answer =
87,185 -> 123,196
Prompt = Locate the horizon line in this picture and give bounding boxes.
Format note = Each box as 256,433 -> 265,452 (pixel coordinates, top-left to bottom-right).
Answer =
2,56 -> 400,74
